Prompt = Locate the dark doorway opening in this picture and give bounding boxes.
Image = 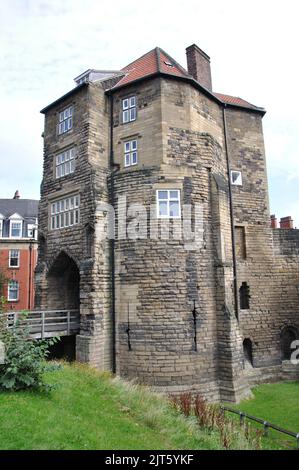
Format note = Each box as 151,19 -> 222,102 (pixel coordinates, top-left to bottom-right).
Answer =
243,338 -> 253,368
281,327 -> 298,360
47,336 -> 76,362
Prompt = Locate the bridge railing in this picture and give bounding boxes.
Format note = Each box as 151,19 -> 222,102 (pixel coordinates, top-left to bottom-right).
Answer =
0,310 -> 80,339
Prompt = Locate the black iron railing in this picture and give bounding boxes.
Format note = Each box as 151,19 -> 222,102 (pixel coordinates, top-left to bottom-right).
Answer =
221,405 -> 299,449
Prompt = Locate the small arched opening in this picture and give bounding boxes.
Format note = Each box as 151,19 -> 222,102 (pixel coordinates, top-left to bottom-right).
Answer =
281,326 -> 298,361
243,338 -> 253,368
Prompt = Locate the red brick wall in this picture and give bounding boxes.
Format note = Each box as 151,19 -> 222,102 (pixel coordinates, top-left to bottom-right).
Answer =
0,243 -> 38,312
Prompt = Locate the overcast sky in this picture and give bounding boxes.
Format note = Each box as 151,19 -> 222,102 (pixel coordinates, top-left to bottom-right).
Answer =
0,0 -> 298,225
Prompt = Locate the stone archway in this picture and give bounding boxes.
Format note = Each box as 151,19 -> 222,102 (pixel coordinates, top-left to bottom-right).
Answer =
281,326 -> 298,360
47,251 -> 80,310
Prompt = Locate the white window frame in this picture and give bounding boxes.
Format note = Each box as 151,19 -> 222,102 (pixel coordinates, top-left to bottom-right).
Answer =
9,250 -> 20,268
231,170 -> 243,186
55,147 -> 76,178
27,224 -> 37,239
9,219 -> 23,238
8,280 -> 19,301
124,140 -> 138,167
156,190 -> 181,219
50,194 -> 80,230
122,96 -> 136,123
58,105 -> 73,135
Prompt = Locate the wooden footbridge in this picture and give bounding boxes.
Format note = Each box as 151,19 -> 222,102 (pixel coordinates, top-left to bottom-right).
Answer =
1,310 -> 80,339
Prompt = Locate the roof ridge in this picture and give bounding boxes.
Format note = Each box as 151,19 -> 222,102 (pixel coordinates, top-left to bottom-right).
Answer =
121,47 -> 157,71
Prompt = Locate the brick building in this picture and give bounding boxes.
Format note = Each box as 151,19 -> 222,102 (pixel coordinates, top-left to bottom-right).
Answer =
35,44 -> 299,402
0,192 -> 38,311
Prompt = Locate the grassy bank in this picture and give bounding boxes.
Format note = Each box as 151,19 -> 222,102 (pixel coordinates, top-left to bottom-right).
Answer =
0,362 -> 223,450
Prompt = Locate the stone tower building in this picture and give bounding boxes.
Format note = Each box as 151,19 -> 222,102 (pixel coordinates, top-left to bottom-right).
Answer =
36,44 -> 299,402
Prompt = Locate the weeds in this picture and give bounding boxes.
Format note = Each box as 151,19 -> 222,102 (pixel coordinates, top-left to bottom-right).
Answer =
170,392 -> 262,450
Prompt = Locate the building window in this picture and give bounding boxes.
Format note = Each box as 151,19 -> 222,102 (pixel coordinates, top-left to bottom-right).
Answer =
122,96 -> 136,123
55,148 -> 76,178
9,250 -> 20,268
239,282 -> 250,310
231,170 -> 242,186
243,338 -> 253,368
50,194 -> 80,230
58,106 -> 73,135
156,190 -> 181,218
8,280 -> 19,301
10,221 -> 22,238
124,140 -> 138,167
27,224 -> 37,239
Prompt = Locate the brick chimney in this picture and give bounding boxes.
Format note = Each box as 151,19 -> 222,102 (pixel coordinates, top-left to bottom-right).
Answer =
13,190 -> 20,199
280,216 -> 293,229
186,44 -> 212,91
270,214 -> 277,229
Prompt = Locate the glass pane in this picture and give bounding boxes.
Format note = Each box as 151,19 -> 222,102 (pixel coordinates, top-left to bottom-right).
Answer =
61,165 -> 65,176
60,213 -> 64,228
169,201 -> 179,217
51,203 -> 56,214
75,195 -> 79,207
68,117 -> 72,129
75,209 -> 79,224
65,161 -> 70,175
70,197 -> 74,209
56,215 -> 59,228
131,140 -> 137,150
65,212 -> 69,226
65,199 -> 69,210
125,154 -> 130,166
70,159 -> 75,172
60,200 -> 65,211
129,96 -> 135,108
70,211 -> 74,225
123,99 -> 129,110
158,190 -> 168,200
169,190 -> 179,199
69,106 -> 73,116
51,217 -> 55,229
132,152 -> 137,164
125,142 -> 130,152
59,112 -> 64,122
123,110 -> 129,123
130,108 -> 136,121
158,201 -> 168,217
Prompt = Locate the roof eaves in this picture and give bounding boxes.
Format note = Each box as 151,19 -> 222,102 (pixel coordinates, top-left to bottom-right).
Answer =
106,69 -> 266,115
40,82 -> 88,114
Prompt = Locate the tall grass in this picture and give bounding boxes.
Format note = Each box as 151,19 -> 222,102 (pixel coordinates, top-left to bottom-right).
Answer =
170,392 -> 263,450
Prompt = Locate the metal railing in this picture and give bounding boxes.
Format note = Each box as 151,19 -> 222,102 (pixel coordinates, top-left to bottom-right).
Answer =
1,310 -> 80,339
221,405 -> 299,449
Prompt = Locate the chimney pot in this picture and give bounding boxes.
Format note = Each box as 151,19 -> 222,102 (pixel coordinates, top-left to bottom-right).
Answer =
279,216 -> 293,229
186,44 -> 212,91
270,214 -> 277,229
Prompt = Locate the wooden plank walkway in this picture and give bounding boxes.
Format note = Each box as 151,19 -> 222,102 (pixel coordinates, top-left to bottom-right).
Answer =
1,310 -> 80,339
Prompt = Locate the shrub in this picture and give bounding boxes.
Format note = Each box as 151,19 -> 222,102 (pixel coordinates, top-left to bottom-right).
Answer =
0,311 -> 60,392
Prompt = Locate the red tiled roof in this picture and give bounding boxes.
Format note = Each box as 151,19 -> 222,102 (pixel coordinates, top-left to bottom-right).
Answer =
113,47 -> 190,89
213,93 -> 262,111
112,47 -> 264,113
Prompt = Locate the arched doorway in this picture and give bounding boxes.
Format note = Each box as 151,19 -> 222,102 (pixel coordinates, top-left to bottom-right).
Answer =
243,338 -> 253,368
281,326 -> 298,360
47,252 -> 80,310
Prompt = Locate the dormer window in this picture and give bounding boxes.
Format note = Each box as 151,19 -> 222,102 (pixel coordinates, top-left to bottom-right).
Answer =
122,97 -> 136,123
58,105 -> 73,135
9,214 -> 23,238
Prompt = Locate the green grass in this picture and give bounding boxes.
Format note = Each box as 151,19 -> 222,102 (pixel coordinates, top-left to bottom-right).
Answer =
229,381 -> 299,450
0,362 -> 226,450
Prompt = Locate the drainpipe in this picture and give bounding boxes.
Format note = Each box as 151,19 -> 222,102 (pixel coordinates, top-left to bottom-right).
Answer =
222,105 -> 239,320
109,94 -> 116,373
28,240 -> 33,310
